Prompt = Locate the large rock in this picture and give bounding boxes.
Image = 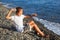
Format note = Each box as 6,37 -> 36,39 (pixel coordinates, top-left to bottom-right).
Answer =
0,4 -> 60,40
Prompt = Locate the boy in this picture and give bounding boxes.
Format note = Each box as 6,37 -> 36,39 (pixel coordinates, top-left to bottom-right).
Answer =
6,7 -> 45,37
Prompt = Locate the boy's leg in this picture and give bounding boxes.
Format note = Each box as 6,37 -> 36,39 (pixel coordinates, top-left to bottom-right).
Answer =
28,21 -> 45,37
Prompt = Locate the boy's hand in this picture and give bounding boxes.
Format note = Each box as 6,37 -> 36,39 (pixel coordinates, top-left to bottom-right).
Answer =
10,8 -> 16,12
32,13 -> 37,17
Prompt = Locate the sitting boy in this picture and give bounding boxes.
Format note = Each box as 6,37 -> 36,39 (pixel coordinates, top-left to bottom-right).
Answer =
6,7 -> 47,37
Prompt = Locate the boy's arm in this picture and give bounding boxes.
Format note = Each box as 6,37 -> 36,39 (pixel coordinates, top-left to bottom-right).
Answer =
6,8 -> 15,20
24,13 -> 37,18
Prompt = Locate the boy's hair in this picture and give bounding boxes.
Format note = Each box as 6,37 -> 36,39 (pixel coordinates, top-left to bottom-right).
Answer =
16,7 -> 23,14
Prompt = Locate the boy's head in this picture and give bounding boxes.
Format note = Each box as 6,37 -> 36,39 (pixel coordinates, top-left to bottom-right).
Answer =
16,7 -> 23,16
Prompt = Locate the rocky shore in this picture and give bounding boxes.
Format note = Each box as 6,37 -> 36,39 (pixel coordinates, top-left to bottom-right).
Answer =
0,4 -> 60,40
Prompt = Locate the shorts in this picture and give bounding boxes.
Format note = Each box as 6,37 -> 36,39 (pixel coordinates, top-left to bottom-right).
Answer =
16,26 -> 24,32
24,18 -> 34,24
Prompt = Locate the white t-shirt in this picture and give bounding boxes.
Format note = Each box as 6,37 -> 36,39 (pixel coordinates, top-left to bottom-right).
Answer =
11,15 -> 25,32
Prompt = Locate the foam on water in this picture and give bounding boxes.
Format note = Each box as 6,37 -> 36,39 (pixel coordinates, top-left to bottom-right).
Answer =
0,2 -> 2,4
2,4 -> 11,8
0,2 -> 16,8
33,17 -> 60,35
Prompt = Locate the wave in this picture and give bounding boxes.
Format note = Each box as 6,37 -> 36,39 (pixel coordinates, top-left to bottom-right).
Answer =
33,17 -> 60,35
0,2 -> 16,8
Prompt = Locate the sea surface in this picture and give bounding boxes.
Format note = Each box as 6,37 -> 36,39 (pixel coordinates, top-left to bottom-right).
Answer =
0,0 -> 60,35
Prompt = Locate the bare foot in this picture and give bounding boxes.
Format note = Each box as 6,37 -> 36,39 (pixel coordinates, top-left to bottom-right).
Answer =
37,32 -> 45,37
44,34 -> 50,38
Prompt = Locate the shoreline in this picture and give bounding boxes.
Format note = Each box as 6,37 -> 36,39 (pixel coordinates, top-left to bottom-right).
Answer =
33,17 -> 60,35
